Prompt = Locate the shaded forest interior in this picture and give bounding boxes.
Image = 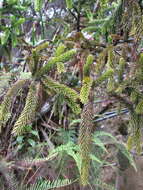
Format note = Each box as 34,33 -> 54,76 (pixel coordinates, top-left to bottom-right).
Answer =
0,0 -> 143,189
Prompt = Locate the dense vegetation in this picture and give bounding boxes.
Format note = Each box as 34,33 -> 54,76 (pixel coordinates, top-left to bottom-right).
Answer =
0,0 -> 143,189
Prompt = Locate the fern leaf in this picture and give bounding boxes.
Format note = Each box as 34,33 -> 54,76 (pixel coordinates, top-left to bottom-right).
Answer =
130,90 -> 140,102
42,76 -> 79,102
94,68 -> 114,86
127,135 -> 134,151
80,77 -> 93,104
83,54 -> 94,76
57,62 -> 65,73
129,112 -> 143,154
135,99 -> 143,114
107,46 -> 114,69
107,78 -> 115,92
134,128 -> 142,154
66,98 -> 81,114
66,0 -> 73,9
33,41 -> 49,52
0,80 -> 29,131
78,101 -> 94,186
12,82 -> 39,136
34,0 -> 43,12
55,44 -> 66,57
22,179 -> 72,190
36,49 -> 76,78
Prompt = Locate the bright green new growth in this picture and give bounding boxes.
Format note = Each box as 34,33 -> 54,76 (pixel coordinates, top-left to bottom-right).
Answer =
57,62 -> 66,73
107,47 -> 114,69
42,76 -> 81,114
0,80 -> 29,132
80,77 -> 93,104
129,112 -> 143,154
23,179 -> 72,190
33,41 -> 49,52
12,82 -> 39,136
94,69 -> 114,86
80,54 -> 94,104
83,54 -> 94,76
78,102 -> 94,186
135,99 -> 143,114
34,0 -> 43,12
66,0 -> 73,9
55,44 -> 66,57
66,98 -> 81,114
36,49 -> 76,78
43,76 -> 79,101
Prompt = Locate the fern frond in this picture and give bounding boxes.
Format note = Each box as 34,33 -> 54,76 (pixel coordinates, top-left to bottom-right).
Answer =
94,69 -> 114,86
134,128 -> 142,154
129,112 -> 143,154
34,0 -> 43,12
57,62 -> 65,73
130,89 -> 140,102
12,82 -> 39,136
80,77 -> 93,104
107,77 -> 115,92
22,179 -> 72,190
33,41 -> 49,53
127,135 -> 134,151
107,46 -> 114,69
36,49 -> 76,78
55,44 -> 66,57
78,102 -> 94,186
0,79 -> 30,131
66,0 -> 73,9
66,98 -> 81,114
83,54 -> 94,76
95,179 -> 115,190
135,99 -> 143,114
42,76 -> 79,102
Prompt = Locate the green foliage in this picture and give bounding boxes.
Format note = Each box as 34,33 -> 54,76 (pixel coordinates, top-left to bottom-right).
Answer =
12,82 -> 39,136
78,102 -> 94,186
55,44 -> 66,57
36,49 -> 76,78
66,98 -> 81,114
43,76 -> 81,114
34,0 -> 44,12
128,112 -> 143,154
94,68 -> 114,86
83,54 -> 94,76
33,42 -> 49,53
135,99 -> 143,114
15,128 -> 39,153
1,0 -> 143,189
80,77 -> 93,104
80,54 -> 94,104
66,0 -> 73,9
43,76 -> 78,101
57,62 -> 65,73
0,80 -> 29,131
